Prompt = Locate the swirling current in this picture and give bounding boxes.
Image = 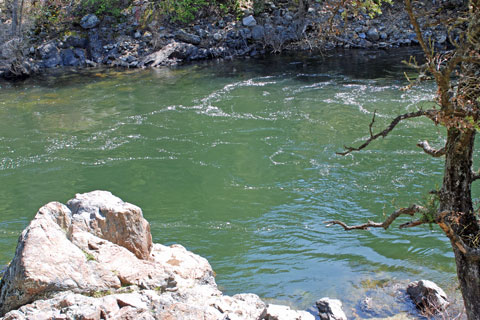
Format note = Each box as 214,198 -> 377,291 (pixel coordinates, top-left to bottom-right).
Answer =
0,49 -> 473,316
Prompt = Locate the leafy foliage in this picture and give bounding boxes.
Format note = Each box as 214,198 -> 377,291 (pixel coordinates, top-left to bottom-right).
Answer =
335,0 -> 392,19
81,0 -> 124,19
158,0 -> 209,23
253,0 -> 266,15
142,0 -> 242,25
421,192 -> 440,226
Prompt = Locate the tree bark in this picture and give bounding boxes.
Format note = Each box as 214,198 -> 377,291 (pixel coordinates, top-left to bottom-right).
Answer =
453,248 -> 480,319
440,128 -> 475,215
441,127 -> 480,319
11,0 -> 18,36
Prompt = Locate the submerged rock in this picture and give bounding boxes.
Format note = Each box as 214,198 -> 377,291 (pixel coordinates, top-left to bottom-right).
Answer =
0,191 -> 313,319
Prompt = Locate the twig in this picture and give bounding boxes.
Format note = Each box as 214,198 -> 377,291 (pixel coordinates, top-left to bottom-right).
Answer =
417,140 -> 446,157
399,220 -> 425,228
325,204 -> 425,230
405,0 -> 433,61
369,110 -> 376,137
337,109 -> 438,156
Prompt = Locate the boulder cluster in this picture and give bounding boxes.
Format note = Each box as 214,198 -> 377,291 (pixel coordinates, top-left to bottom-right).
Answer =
4,0 -> 453,75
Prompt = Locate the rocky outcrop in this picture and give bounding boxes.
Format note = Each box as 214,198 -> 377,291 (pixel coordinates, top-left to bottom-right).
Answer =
264,304 -> 315,320
66,190 -> 153,260
0,191 -> 315,319
406,280 -> 449,315
316,298 -> 347,320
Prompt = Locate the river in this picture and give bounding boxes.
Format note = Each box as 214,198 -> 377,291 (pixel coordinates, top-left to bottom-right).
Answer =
0,49 -> 470,317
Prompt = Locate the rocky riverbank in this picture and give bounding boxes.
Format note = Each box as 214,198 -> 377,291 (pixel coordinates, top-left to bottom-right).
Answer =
0,191 -> 461,319
0,191 -> 316,319
0,0 -> 453,78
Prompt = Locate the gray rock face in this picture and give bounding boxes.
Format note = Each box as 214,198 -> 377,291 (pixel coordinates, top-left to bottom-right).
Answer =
251,25 -> 265,41
175,30 -> 201,45
80,14 -> 100,29
38,42 -> 61,68
62,36 -> 87,49
316,298 -> 347,320
60,48 -> 86,66
366,27 -> 380,41
86,31 -> 103,63
243,15 -> 257,27
407,280 -> 448,315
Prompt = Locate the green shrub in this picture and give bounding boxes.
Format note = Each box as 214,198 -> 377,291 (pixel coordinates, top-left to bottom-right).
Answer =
159,0 -> 209,24
81,0 -> 124,19
253,0 -> 265,15
156,0 -> 242,24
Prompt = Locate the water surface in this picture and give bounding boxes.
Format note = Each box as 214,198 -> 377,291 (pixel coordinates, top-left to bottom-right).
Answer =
0,49 -> 470,316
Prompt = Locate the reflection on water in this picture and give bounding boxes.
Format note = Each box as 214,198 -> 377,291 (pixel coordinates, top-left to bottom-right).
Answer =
0,48 -> 467,316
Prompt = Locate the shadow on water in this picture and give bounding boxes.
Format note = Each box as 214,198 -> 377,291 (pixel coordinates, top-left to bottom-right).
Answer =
0,47 -> 425,89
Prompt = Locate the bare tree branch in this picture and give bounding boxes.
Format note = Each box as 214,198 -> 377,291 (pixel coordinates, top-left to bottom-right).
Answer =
399,219 -> 425,228
337,110 -> 438,156
369,110 -> 376,137
417,140 -> 446,157
473,172 -> 480,181
405,0 -> 433,62
325,204 -> 426,230
404,0 -> 456,111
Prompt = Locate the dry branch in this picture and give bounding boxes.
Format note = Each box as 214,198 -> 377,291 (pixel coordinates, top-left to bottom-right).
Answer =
473,172 -> 480,181
337,110 -> 437,156
417,140 -> 446,157
325,204 -> 426,230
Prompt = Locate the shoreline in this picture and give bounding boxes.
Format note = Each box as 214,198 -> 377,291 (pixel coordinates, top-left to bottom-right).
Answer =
0,0 -> 449,79
0,191 -> 465,319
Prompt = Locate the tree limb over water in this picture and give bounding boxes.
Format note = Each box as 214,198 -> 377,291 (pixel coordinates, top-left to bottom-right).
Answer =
325,204 -> 426,230
417,141 -> 446,157
336,109 -> 438,156
328,0 -> 480,317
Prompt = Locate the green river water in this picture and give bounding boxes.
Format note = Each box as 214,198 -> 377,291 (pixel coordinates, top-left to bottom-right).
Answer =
0,49 -> 474,316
